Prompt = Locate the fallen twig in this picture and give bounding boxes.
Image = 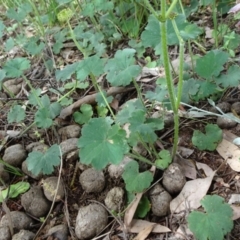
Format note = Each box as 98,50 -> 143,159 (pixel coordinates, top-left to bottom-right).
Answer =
58,87 -> 134,119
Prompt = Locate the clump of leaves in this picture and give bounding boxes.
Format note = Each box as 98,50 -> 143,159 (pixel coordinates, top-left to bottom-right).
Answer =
192,124 -> 222,151
0,182 -> 30,203
26,144 -> 61,175
187,195 -> 233,240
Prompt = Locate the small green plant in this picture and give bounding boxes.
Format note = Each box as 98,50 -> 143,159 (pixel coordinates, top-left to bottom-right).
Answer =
0,181 -> 30,203
187,195 -> 233,240
192,124 -> 222,151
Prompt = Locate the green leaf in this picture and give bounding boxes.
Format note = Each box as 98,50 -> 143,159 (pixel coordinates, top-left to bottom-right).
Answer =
76,55 -> 106,81
128,110 -> 164,144
40,95 -> 51,108
73,104 -> 93,124
116,99 -> 146,125
78,117 -> 129,169
55,62 -> 80,81
191,81 -> 218,101
4,37 -> 15,52
49,102 -> 61,119
141,14 -> 202,52
187,195 -> 233,240
7,105 -> 26,123
181,79 -> 200,103
180,24 -> 203,39
192,124 -> 222,151
135,195 -> 151,218
3,58 -> 30,78
26,144 -> 61,175
215,65 -> 240,88
145,85 -> 168,102
195,50 -> 229,79
28,88 -> 41,106
96,90 -> 113,107
6,3 -> 32,22
35,108 -> 53,128
122,161 -> 153,193
24,37 -> 45,55
155,150 -> 172,169
104,48 -> 141,86
0,182 -> 30,203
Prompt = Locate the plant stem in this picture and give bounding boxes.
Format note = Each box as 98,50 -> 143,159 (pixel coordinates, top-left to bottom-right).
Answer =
127,152 -> 155,166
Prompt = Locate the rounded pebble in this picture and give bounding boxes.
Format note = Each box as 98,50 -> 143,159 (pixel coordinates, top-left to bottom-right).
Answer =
105,187 -> 124,212
80,168 -> 105,193
75,203 -> 108,239
3,144 -> 27,166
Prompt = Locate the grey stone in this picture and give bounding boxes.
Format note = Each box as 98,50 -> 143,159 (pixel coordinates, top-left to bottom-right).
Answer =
12,230 -> 35,240
0,226 -> 11,240
75,204 -> 108,239
80,168 -> 105,193
42,177 -> 65,202
0,211 -> 34,231
60,138 -> 78,157
105,187 -> 124,212
58,125 -> 81,139
3,144 -> 27,166
21,186 -> 51,217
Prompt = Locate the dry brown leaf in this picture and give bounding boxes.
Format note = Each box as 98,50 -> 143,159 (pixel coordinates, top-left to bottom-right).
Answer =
217,130 -> 240,172
130,219 -> 171,233
132,223 -> 156,240
124,166 -> 156,229
174,224 -> 193,239
196,162 -> 214,177
170,171 -> 215,213
124,193 -> 143,229
175,156 -> 197,179
231,205 -> 240,220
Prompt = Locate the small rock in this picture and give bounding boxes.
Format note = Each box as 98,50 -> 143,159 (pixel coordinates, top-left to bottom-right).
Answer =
209,102 -> 231,113
58,125 -> 81,139
0,163 -> 9,185
21,186 -> 51,217
75,203 -> 108,239
26,142 -> 49,153
12,230 -> 35,240
42,177 -> 65,202
105,187 -> 124,212
60,138 -> 78,157
0,226 -> 11,240
80,168 -> 105,193
22,161 -> 43,180
108,156 -> 133,179
232,102 -> 240,115
149,183 -> 172,217
217,113 -> 238,129
0,211 -> 34,231
4,79 -> 22,95
3,144 -> 27,166
46,224 -> 68,240
162,163 -> 186,194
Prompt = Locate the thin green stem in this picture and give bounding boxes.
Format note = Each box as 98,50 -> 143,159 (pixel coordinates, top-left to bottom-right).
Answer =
127,152 -> 155,166
160,1 -> 177,113
166,0 -> 178,19
212,0 -> 218,48
132,78 -> 145,107
22,75 -> 43,108
90,73 -> 116,119
67,21 -> 87,58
